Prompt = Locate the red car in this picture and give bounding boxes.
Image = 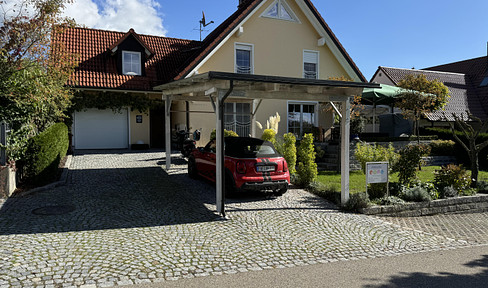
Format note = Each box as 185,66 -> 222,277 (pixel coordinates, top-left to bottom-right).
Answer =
188,137 -> 290,196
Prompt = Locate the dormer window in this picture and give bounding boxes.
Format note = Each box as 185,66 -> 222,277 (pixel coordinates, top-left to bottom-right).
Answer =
122,51 -> 141,76
261,0 -> 299,22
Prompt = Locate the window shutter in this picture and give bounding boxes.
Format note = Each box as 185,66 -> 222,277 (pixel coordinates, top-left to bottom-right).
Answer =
304,51 -> 318,64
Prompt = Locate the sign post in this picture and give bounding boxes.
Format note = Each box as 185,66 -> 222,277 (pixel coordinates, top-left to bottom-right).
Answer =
366,162 -> 389,197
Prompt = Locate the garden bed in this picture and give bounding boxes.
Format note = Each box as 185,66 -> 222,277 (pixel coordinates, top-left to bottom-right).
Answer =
360,194 -> 488,217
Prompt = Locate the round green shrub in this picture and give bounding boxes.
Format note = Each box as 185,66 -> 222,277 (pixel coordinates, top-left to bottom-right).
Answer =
402,186 -> 431,202
392,144 -> 431,185
433,164 -> 471,196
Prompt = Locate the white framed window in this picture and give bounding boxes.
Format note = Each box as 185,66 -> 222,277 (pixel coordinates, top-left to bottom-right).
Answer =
287,101 -> 318,138
122,51 -> 141,76
235,43 -> 253,74
224,102 -> 251,137
303,50 -> 319,79
261,0 -> 299,22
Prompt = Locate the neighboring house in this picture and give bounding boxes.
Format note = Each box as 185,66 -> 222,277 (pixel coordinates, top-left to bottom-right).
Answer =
58,0 -> 367,149
371,49 -> 488,131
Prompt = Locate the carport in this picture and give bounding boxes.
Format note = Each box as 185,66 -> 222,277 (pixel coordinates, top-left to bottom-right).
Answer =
154,71 -> 379,217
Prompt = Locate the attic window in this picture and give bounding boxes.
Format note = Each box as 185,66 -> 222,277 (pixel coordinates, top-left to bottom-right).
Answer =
261,0 -> 298,22
122,51 -> 141,76
480,77 -> 488,87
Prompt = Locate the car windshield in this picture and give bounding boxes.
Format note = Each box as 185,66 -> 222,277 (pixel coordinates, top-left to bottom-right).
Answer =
224,137 -> 279,158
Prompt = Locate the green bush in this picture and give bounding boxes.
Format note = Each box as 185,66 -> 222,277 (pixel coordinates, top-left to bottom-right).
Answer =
282,133 -> 297,175
23,123 -> 69,185
368,183 -> 388,200
380,196 -> 406,206
296,133 -> 317,187
308,181 -> 341,205
354,142 -> 399,173
389,182 -> 406,197
423,127 -> 488,169
433,164 -> 471,197
344,192 -> 370,212
393,144 -> 431,185
429,139 -> 456,156
477,181 -> 488,193
441,186 -> 458,198
402,186 -> 431,202
210,129 -> 238,141
261,129 -> 277,144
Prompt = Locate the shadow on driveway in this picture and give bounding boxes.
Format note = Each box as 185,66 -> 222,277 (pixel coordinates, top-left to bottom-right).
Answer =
0,164 -> 219,235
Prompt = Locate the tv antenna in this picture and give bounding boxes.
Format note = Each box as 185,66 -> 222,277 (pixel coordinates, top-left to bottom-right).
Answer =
199,11 -> 214,41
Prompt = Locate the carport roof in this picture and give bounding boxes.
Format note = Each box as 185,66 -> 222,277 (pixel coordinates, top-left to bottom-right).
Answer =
154,71 -> 379,101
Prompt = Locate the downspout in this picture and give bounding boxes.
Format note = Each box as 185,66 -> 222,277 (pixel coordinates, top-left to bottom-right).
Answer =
217,80 -> 234,217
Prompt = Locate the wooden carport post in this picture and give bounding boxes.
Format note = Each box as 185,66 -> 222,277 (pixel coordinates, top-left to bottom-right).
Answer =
340,97 -> 351,205
165,95 -> 172,170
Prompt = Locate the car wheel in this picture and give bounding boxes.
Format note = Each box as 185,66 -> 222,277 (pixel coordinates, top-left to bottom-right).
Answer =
188,158 -> 198,179
274,188 -> 287,196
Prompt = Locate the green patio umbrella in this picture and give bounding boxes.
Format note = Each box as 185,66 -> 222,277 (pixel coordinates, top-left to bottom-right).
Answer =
361,84 -> 404,132
361,84 -> 403,105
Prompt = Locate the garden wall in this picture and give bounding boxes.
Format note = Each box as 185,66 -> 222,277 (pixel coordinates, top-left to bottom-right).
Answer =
0,166 -> 16,198
360,194 -> 488,217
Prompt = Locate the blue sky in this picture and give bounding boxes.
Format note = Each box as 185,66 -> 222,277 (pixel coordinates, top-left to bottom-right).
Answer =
63,0 -> 488,80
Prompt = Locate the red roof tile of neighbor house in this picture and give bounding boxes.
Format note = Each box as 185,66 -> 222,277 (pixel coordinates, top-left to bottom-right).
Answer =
56,27 -> 200,91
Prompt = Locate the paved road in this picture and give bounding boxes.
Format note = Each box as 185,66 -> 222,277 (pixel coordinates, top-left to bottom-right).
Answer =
123,245 -> 488,288
0,150 -> 486,287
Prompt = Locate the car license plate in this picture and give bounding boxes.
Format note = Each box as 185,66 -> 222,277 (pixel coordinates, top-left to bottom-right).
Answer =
257,165 -> 275,172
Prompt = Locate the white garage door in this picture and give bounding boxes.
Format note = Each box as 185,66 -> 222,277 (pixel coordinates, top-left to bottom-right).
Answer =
74,108 -> 129,149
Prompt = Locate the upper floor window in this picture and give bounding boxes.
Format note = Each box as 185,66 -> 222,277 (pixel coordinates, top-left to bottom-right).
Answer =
261,0 -> 298,22
235,43 -> 253,74
122,51 -> 141,76
303,50 -> 319,79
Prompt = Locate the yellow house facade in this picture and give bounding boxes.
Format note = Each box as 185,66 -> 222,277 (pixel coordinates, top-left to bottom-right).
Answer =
171,0 -> 365,144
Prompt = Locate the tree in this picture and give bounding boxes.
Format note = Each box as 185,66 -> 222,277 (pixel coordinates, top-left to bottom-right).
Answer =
397,74 -> 450,143
447,112 -> 488,188
0,0 -> 76,161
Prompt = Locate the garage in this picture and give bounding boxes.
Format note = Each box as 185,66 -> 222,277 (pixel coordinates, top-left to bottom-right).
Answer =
74,108 -> 129,149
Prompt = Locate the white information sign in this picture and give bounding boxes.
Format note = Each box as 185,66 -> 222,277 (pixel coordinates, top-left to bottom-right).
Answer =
366,161 -> 389,197
366,162 -> 389,184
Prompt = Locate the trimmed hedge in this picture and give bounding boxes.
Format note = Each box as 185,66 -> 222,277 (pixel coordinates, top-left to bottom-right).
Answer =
23,123 -> 69,185
423,127 -> 488,169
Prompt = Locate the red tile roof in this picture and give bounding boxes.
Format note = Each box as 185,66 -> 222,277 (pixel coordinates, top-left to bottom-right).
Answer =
57,0 -> 367,91
55,27 -> 200,91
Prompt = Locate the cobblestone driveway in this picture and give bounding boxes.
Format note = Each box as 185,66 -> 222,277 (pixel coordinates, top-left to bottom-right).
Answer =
0,151 -> 478,287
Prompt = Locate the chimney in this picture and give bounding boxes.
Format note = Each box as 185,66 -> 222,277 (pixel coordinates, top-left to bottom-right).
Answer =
238,0 -> 247,9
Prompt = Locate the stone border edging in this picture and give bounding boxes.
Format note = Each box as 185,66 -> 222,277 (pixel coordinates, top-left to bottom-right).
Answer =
360,194 -> 488,217
13,154 -> 72,197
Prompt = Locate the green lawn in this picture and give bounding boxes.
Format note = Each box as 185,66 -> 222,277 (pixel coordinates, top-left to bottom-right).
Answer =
317,166 -> 488,194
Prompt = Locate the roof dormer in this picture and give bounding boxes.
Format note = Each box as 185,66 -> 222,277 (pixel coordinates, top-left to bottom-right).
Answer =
108,28 -> 155,76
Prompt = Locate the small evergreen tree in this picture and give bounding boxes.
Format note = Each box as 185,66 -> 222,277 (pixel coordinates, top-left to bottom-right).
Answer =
296,133 -> 317,186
